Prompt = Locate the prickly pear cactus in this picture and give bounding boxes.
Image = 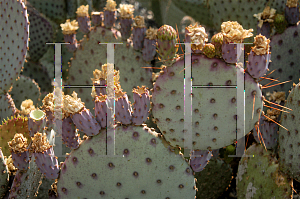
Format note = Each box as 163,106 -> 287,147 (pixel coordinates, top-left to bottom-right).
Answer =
278,81 -> 300,182
236,143 -> 292,199
56,125 -> 196,198
66,26 -> 152,110
0,0 -> 29,94
151,55 -> 263,150
259,23 -> 300,98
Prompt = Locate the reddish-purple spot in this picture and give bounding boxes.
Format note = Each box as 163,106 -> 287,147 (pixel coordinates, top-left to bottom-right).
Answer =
88,148 -> 95,157
72,157 -> 78,167
294,31 -> 298,37
150,138 -> 157,147
123,149 -> 130,157
91,173 -> 98,179
289,49 -> 293,55
278,39 -> 283,45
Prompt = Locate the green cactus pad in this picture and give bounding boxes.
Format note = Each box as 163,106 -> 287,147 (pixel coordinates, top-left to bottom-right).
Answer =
21,60 -> 53,93
0,115 -> 31,156
171,0 -> 213,28
0,0 -> 29,94
66,26 -> 152,110
208,0 -> 268,36
259,23 -> 300,98
27,4 -> 54,62
8,160 -> 43,199
152,55 -> 263,150
57,124 -> 196,198
26,0 -> 66,24
0,148 -> 9,198
9,75 -> 41,109
0,93 -> 18,124
278,81 -> 300,182
236,143 -> 292,199
195,157 -> 232,199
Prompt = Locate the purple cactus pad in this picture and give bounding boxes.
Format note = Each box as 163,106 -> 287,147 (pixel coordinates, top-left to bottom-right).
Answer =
189,150 -> 212,172
93,79 -> 107,96
34,147 -> 59,180
11,150 -> 30,170
71,107 -> 101,136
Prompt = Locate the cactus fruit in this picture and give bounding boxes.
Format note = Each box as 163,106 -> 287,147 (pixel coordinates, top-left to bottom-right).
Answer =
221,21 -> 253,64
64,91 -> 101,136
278,81 -> 300,182
156,24 -> 178,66
0,0 -> 29,94
246,34 -> 271,79
28,109 -> 46,137
91,11 -> 103,27
253,114 -> 279,150
103,0 -> 117,29
31,132 -> 59,180
132,16 -> 147,51
0,148 -> 9,198
76,5 -> 91,34
202,43 -> 216,58
152,54 -> 263,150
119,4 -> 134,40
62,117 -> 80,149
285,0 -> 300,25
211,32 -> 224,58
8,133 -> 30,170
0,115 -> 31,156
56,125 -> 196,198
142,27 -> 157,62
236,143 -> 292,198
131,86 -> 151,125
114,91 -> 133,125
253,6 -> 277,39
274,14 -> 288,34
60,19 -> 79,52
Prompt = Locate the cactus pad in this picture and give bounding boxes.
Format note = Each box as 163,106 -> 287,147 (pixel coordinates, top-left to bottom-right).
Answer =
0,0 -> 29,94
57,125 -> 196,198
152,55 -> 263,150
9,75 -> 41,109
236,143 -> 292,199
0,93 -> 18,124
278,81 -> 300,182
